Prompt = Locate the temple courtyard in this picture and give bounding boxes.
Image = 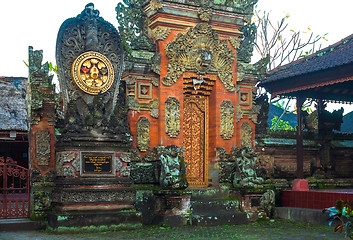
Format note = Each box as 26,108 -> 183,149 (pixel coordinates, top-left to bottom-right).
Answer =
0,220 -> 344,240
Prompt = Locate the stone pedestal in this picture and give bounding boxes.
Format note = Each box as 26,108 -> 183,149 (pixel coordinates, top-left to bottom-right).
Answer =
154,191 -> 191,226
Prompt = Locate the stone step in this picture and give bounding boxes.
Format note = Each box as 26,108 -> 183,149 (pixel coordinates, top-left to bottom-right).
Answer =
0,218 -> 45,231
192,212 -> 249,226
191,199 -> 241,213
190,187 -> 230,200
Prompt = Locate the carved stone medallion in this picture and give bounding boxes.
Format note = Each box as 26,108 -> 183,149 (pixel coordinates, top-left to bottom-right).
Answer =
163,23 -> 236,92
165,97 -> 180,138
36,130 -> 51,166
71,51 -> 114,95
220,100 -> 234,140
241,122 -> 253,147
137,117 -> 150,152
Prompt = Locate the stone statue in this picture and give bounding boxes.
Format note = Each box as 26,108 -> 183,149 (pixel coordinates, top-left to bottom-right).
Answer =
232,146 -> 263,188
260,189 -> 275,218
158,145 -> 188,189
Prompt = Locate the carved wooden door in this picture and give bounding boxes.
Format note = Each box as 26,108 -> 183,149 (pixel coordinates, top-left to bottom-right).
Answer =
183,95 -> 208,187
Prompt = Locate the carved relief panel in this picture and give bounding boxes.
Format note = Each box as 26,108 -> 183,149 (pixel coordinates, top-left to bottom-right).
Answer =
36,130 -> 51,166
137,117 -> 150,152
241,122 -> 253,147
220,100 -> 234,140
165,97 -> 180,138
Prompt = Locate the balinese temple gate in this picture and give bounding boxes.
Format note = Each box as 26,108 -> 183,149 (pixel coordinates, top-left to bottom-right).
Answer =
28,1 -> 269,227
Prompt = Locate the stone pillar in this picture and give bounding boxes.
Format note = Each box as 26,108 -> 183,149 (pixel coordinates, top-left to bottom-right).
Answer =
28,46 -> 57,219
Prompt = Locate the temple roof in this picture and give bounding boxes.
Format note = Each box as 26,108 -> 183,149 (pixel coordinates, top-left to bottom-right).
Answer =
0,77 -> 28,131
259,34 -> 353,103
264,33 -> 353,83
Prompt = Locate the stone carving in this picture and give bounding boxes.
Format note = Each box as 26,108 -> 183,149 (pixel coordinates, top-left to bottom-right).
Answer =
152,26 -> 171,41
260,190 -> 275,218
53,189 -> 135,203
116,0 -> 155,51
127,95 -> 140,112
237,56 -> 269,82
56,151 -> 77,176
241,122 -> 253,147
56,4 -> 130,143
121,150 -> 142,163
220,100 -> 234,140
145,145 -> 188,189
120,166 -> 131,177
232,146 -> 263,188
137,117 -> 150,152
160,146 -> 188,189
165,97 -> 180,138
151,53 -> 161,76
255,94 -> 269,134
28,47 -> 57,126
238,23 -> 257,63
163,23 -> 236,92
150,98 -> 159,118
228,36 -> 241,49
36,130 -> 51,166
115,157 -> 123,172
198,7 -> 212,22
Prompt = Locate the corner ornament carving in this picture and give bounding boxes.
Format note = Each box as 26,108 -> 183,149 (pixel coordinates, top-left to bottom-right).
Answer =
162,23 -> 236,92
220,101 -> 234,140
152,26 -> 171,41
165,97 -> 180,138
137,117 -> 150,152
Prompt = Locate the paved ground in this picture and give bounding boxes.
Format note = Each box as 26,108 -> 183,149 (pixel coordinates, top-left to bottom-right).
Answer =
0,220 -> 345,240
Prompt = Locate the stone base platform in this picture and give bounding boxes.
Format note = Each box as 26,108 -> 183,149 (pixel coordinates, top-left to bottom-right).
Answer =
49,177 -> 140,228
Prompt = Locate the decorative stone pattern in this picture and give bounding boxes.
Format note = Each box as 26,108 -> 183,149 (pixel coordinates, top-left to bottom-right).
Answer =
165,97 -> 180,138
241,122 -> 253,147
238,23 -> 257,63
120,149 -> 142,163
36,130 -> 51,166
220,100 -> 234,140
151,53 -> 161,77
56,151 -> 77,177
138,83 -> 152,99
228,36 -> 241,49
115,157 -> 123,172
28,46 -> 56,126
150,98 -> 159,118
137,117 -> 150,152
53,190 -> 135,203
198,7 -> 212,22
163,23 -> 236,92
152,26 -> 171,41
116,0 -> 155,51
120,166 -> 131,177
56,4 -> 130,141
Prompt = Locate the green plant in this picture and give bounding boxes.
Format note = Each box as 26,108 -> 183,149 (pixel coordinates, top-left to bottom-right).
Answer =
324,200 -> 353,239
270,115 -> 295,131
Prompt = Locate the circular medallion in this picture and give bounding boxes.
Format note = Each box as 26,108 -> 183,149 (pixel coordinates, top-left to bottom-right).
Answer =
71,51 -> 114,95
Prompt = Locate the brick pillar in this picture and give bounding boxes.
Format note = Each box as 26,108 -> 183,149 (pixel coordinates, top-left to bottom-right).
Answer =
28,46 -> 57,220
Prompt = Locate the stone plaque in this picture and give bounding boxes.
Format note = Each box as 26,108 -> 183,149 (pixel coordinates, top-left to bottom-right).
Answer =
82,152 -> 113,174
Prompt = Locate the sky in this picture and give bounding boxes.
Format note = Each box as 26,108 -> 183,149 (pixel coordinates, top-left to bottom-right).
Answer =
1,0 -> 353,110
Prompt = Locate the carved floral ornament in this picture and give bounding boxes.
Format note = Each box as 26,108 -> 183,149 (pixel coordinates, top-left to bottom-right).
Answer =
162,23 -> 236,92
165,97 -> 181,138
220,100 -> 234,140
137,117 -> 150,152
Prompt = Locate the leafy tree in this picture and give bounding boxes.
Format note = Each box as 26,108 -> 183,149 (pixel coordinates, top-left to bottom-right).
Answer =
253,7 -> 326,130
